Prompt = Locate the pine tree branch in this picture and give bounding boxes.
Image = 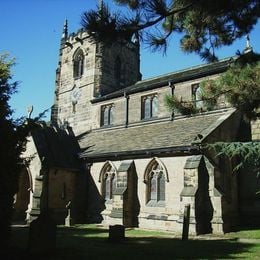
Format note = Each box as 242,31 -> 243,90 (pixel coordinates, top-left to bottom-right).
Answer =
129,2 -> 194,32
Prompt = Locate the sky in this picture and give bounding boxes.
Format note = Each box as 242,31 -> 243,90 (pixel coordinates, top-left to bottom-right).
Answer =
1,0 -> 259,119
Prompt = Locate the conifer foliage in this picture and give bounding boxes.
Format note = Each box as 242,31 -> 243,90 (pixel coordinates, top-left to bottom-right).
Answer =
165,55 -> 260,172
81,0 -> 259,61
201,61 -> 260,119
0,54 -> 32,249
207,142 -> 260,174
165,55 -> 260,118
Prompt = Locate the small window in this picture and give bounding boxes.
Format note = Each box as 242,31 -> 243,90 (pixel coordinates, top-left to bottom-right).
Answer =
73,49 -> 84,78
101,104 -> 114,126
141,94 -> 158,119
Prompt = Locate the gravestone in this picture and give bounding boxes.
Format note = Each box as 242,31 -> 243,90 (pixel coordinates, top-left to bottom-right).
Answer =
182,204 -> 190,240
28,211 -> 57,254
108,225 -> 125,242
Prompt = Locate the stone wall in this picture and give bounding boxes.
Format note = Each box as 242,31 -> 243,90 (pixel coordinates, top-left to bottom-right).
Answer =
48,169 -> 78,224
100,42 -> 141,95
52,28 -> 226,137
92,73 -> 223,129
52,30 -> 140,136
89,156 -> 192,232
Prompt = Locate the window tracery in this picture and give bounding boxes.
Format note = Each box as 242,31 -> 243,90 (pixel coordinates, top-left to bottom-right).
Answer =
144,159 -> 167,206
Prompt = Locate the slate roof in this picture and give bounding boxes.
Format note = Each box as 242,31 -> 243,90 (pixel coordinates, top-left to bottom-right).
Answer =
79,109 -> 235,160
92,56 -> 235,103
31,125 -> 81,170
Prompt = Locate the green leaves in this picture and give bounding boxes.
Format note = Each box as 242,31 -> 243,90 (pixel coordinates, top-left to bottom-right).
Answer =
81,0 -> 259,61
201,61 -> 260,119
207,142 -> 260,173
164,94 -> 199,115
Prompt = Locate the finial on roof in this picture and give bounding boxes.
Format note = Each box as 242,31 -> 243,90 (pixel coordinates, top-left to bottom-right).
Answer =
244,34 -> 253,54
62,19 -> 68,40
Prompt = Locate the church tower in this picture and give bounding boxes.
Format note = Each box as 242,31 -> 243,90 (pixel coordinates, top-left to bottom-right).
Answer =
51,20 -> 141,135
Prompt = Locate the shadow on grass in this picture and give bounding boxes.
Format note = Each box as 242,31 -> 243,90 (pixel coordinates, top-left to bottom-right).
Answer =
6,225 -> 257,260
58,226 -> 109,237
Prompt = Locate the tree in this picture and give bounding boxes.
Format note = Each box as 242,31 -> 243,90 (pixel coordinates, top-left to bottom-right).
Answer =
207,142 -> 260,174
81,0 -> 259,61
165,55 -> 260,118
165,55 -> 260,173
0,54 -> 32,250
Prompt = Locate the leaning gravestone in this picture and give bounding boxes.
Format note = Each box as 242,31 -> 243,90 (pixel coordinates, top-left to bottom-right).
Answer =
28,211 -> 57,254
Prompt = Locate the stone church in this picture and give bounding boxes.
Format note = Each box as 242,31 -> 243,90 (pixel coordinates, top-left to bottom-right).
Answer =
13,20 -> 260,235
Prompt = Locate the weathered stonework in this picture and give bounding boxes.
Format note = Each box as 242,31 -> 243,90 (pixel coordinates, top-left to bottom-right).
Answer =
51,29 -> 141,136
17,21 -> 259,234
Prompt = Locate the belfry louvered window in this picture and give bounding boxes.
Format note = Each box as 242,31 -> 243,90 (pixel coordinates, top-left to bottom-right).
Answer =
73,49 -> 84,78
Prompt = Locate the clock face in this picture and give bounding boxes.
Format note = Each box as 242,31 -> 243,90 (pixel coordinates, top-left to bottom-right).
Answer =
71,86 -> 81,103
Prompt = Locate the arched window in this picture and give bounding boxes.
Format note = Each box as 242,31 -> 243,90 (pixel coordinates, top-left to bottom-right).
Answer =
114,56 -> 121,86
73,49 -> 84,78
144,97 -> 151,119
100,162 -> 117,201
101,104 -> 114,126
141,94 -> 158,119
144,159 -> 168,205
103,106 -> 110,126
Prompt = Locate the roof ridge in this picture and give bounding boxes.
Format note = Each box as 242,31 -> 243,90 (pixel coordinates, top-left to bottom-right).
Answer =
138,55 -> 237,84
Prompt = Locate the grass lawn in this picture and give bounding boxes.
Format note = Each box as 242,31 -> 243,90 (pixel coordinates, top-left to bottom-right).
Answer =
7,224 -> 260,259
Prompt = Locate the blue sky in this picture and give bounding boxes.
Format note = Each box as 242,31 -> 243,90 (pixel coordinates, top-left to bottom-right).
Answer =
1,0 -> 259,119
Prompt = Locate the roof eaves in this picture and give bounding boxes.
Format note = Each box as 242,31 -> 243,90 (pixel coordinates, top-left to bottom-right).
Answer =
192,108 -> 237,145
79,145 -> 200,161
91,57 -> 234,103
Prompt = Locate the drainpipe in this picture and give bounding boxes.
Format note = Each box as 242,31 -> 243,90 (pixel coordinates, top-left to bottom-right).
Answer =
169,81 -> 175,120
124,92 -> 129,128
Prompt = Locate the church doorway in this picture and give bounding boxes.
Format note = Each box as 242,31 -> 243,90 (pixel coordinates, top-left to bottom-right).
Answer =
13,167 -> 32,222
